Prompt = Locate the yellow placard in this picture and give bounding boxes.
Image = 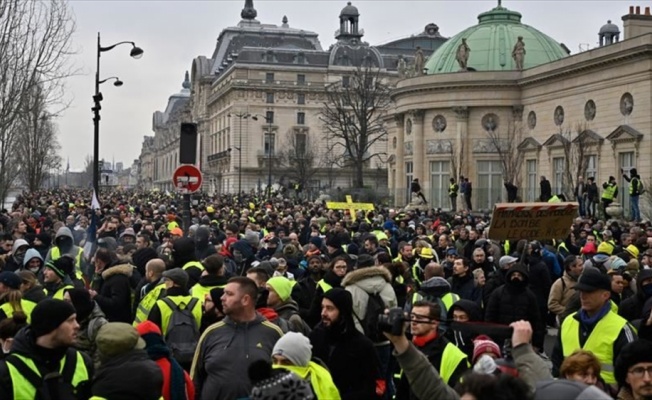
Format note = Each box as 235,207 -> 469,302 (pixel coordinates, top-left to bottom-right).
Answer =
326,195 -> 375,220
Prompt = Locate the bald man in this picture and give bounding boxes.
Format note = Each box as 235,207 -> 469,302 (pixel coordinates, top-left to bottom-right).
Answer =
424,262 -> 445,281
133,258 -> 167,326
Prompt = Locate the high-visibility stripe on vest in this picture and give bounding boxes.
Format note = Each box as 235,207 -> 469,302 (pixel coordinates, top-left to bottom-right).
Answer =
630,177 -> 641,195
610,300 -> 619,314
7,351 -> 89,399
133,283 -> 167,327
602,184 -> 617,200
317,279 -> 333,293
0,299 -> 36,324
440,342 -> 469,384
548,195 -> 561,203
156,295 -> 202,333
51,247 -> 84,280
190,283 -> 226,305
182,261 -> 204,272
274,362 -> 342,400
449,183 -> 458,197
561,310 -> 629,384
49,284 -> 74,300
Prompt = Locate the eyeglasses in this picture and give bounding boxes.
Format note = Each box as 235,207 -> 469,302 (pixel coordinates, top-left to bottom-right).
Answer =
629,366 -> 652,378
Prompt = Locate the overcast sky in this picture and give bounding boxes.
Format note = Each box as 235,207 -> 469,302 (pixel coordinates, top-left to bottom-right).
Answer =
59,0 -> 630,172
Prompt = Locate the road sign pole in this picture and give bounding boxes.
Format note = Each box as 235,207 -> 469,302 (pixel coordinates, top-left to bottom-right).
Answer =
182,193 -> 191,237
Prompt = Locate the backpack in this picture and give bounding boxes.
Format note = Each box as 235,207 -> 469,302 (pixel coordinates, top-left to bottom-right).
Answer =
355,292 -> 386,343
161,297 -> 200,364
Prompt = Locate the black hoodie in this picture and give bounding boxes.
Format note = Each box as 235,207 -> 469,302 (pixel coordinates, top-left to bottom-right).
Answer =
173,237 -> 202,286
619,269 -> 652,321
195,226 -> 216,261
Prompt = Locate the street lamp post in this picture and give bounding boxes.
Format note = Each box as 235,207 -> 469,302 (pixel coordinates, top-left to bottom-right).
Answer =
228,112 -> 253,201
252,114 -> 273,199
92,32 -> 143,196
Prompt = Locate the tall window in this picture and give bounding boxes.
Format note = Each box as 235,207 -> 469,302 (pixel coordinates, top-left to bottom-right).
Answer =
526,159 -> 537,202
553,157 -> 565,194
265,72 -> 274,83
298,94 -> 305,105
266,92 -> 274,104
342,76 -> 350,88
405,162 -> 413,200
477,160 -> 503,210
585,155 -> 597,179
264,133 -> 276,156
297,74 -> 305,85
620,152 -> 634,216
297,112 -> 305,125
295,133 -> 307,155
265,111 -> 274,124
430,161 -> 450,209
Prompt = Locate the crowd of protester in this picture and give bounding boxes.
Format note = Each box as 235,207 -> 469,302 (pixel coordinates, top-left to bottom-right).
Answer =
0,188 -> 650,399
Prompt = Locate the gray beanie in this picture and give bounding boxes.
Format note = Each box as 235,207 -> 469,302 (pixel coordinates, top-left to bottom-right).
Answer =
272,332 -> 312,367
535,380 -> 612,400
245,230 -> 260,248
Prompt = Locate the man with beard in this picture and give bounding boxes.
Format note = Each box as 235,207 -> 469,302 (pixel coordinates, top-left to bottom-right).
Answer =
45,227 -> 86,281
3,239 -> 29,273
484,264 -> 545,351
615,339 -> 652,400
449,257 -> 481,305
190,277 -> 282,399
0,299 -> 93,399
307,256 -> 348,327
296,254 -> 326,319
309,288 -> 380,399
194,226 -> 216,261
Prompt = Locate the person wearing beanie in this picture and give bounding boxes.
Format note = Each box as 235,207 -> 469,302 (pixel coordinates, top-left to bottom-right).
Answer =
272,332 -> 341,399
553,267 -> 637,385
266,277 -> 311,335
249,359 -> 314,400
171,237 -> 204,288
131,246 -> 160,295
485,264 -> 545,351
0,271 -> 36,324
136,321 -> 195,400
64,288 -> 108,367
472,335 -> 502,364
306,256 -> 347,327
191,277 -> 283,400
190,254 -> 229,306
199,287 -> 225,333
614,339 -> 652,400
0,299 -> 94,400
92,322 -> 163,400
309,288 -> 380,399
194,226 -> 216,261
43,259 -> 74,300
305,236 -> 322,258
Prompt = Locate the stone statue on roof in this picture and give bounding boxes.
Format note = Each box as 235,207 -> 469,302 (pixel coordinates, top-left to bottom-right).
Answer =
512,36 -> 526,70
397,56 -> 407,78
456,38 -> 470,70
414,47 -> 425,76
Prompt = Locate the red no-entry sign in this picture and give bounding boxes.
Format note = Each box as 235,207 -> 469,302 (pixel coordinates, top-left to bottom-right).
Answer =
172,164 -> 203,194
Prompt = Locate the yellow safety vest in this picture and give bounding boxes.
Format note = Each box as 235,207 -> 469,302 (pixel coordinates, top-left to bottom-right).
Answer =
7,351 -> 89,400
610,300 -> 619,314
190,282 -> 226,304
440,342 -> 469,384
133,283 -> 167,327
274,363 -> 341,400
411,292 -> 460,310
629,177 -> 642,195
449,183 -> 458,197
49,284 -> 74,300
0,299 -> 36,324
156,295 -> 202,333
182,261 -> 204,272
548,195 -> 561,203
317,280 -> 333,293
51,247 -> 84,280
602,184 -> 617,200
561,310 -> 629,384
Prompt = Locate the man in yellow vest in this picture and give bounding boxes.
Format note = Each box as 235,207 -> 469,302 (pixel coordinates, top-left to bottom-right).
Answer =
553,267 -> 637,386
448,178 -> 459,212
45,227 -> 86,281
43,260 -> 75,300
190,254 -> 228,305
147,268 -> 202,335
0,299 -> 93,399
133,259 -> 167,327
601,176 -> 619,220
397,300 -> 469,397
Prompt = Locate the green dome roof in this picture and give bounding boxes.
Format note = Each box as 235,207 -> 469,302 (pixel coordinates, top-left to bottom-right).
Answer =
425,5 -> 569,74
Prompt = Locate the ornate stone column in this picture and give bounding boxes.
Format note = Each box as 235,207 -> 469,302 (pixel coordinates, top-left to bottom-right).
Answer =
394,114 -> 406,197
410,109 -> 426,184
453,106 -> 469,178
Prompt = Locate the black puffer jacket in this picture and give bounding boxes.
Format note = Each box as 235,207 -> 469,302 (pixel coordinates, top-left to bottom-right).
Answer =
92,350 -> 163,400
93,263 -> 134,323
620,269 -> 652,321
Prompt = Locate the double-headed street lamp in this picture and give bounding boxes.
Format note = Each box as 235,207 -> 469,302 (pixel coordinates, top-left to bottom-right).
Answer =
92,33 -> 143,195
228,112 -> 256,201
252,114 -> 274,199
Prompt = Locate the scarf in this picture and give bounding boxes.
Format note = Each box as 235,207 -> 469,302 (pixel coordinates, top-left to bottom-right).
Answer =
142,333 -> 186,400
579,302 -> 611,329
412,330 -> 437,348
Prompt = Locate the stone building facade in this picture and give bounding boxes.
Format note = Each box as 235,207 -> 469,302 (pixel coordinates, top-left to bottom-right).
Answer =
388,4 -> 652,217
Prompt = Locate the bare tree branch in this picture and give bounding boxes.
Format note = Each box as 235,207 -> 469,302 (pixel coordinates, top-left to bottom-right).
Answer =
277,130 -> 325,189
485,121 -> 524,188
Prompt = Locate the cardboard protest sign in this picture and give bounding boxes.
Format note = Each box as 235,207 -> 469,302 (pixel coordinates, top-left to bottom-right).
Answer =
487,202 -> 578,241
326,195 -> 374,221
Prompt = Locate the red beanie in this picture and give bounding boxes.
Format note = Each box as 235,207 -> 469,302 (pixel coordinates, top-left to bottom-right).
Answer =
136,320 -> 162,336
472,335 -> 501,364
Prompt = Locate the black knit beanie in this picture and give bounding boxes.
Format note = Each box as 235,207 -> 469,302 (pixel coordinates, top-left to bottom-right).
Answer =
131,247 -> 159,275
31,299 -> 76,338
66,288 -> 94,322
323,288 -> 353,316
209,287 -> 225,314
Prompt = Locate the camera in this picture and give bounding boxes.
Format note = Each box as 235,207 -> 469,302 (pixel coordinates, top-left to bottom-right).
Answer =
377,308 -> 406,336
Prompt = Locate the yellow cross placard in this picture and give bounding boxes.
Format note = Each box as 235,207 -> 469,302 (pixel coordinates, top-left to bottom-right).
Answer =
326,195 -> 375,220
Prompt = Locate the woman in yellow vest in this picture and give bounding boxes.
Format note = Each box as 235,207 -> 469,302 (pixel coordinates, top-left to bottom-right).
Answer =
272,332 -> 341,399
0,272 -> 36,324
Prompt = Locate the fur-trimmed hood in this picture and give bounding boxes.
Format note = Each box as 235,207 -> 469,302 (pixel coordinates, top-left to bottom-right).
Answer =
101,263 -> 134,280
342,266 -> 392,295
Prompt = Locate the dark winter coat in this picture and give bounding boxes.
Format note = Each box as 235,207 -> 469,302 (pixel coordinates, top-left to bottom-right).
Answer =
23,284 -> 47,304
275,300 -> 311,336
540,179 -> 552,202
449,273 -> 481,305
525,255 -> 552,314
173,238 -> 202,287
92,350 -> 163,400
619,269 -> 652,321
307,270 -> 342,327
93,263 -> 134,323
445,299 -> 485,359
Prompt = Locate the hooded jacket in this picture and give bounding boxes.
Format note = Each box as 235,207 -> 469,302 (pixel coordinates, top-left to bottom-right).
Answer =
445,299 -> 483,358
307,269 -> 343,327
45,227 -> 83,266
619,269 -> 652,321
92,349 -> 163,400
3,239 -> 29,272
93,263 -> 134,323
274,300 -> 311,336
342,266 -> 397,340
21,248 -> 43,274
190,314 -> 283,400
194,227 -> 216,261
0,326 -> 94,400
172,238 -> 202,287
